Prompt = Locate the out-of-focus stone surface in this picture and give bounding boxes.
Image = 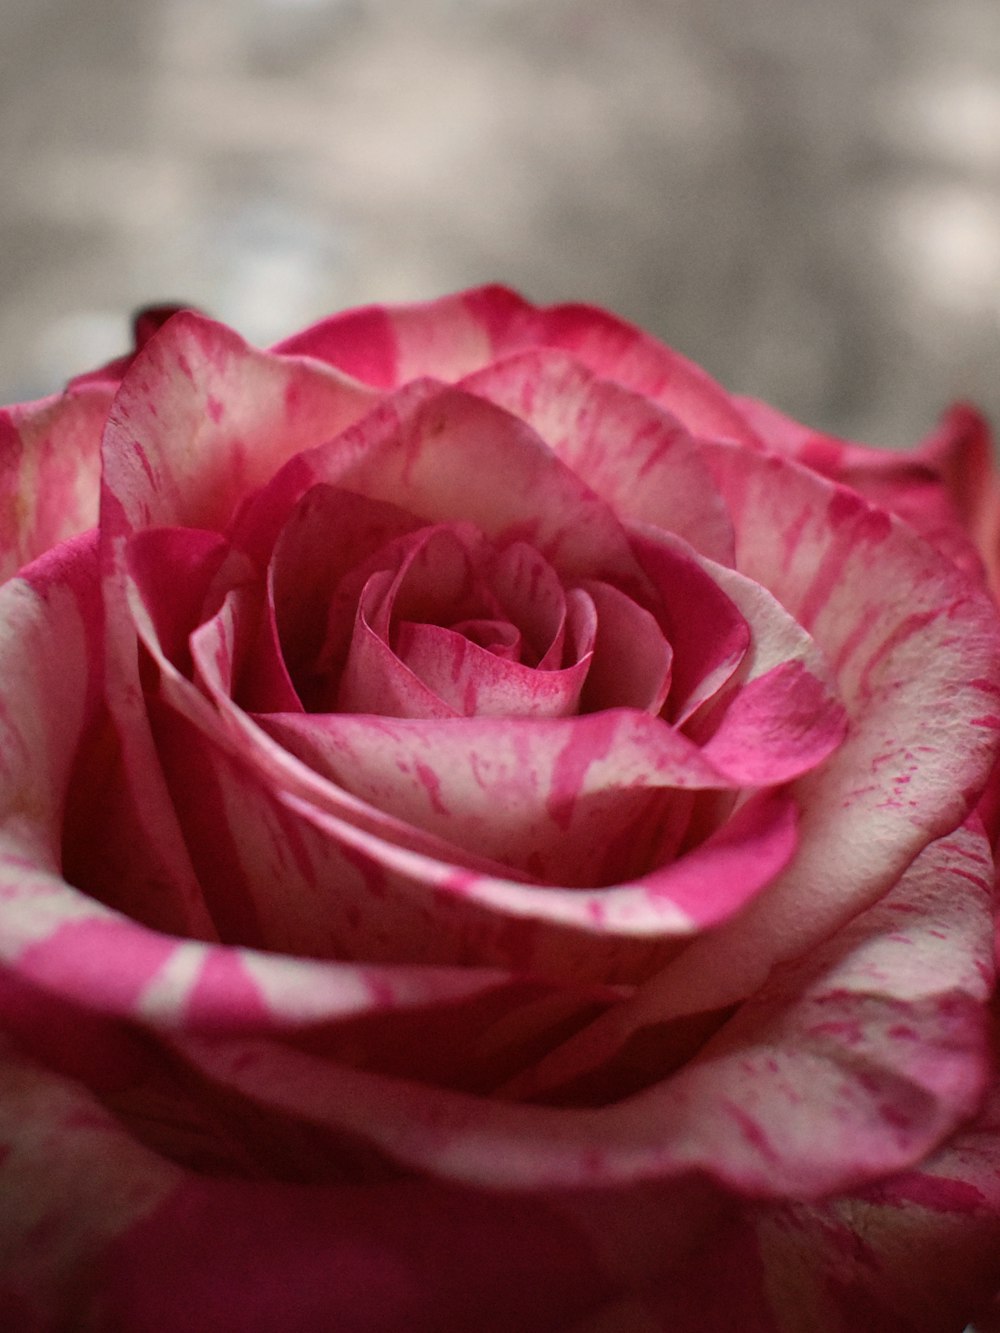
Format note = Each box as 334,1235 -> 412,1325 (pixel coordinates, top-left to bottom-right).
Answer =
1,0 -> 998,443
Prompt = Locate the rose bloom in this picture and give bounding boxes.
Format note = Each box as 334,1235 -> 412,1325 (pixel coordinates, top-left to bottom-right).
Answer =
1,288 -> 1000,1332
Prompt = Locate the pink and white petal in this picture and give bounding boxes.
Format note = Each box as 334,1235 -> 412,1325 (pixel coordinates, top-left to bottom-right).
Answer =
276,285 -> 762,449
394,621 -> 592,718
226,378 -> 443,571
101,311 -> 377,541
0,383 -> 113,583
587,1124 -> 1000,1333
98,317 -> 379,955
621,819 -> 996,1196
1,949 -> 700,1332
724,1080 -> 1000,1332
628,528 -> 750,724
275,776 -> 796,984
520,816 -> 997,1175
500,295 -> 763,447
236,378 -> 646,599
267,484 -> 425,701
680,546 -> 847,784
174,821 -> 994,1203
740,394 -> 992,584
578,580 -> 671,713
461,348 -> 737,563
125,516 -> 303,718
260,709 -> 739,888
4,898 -> 624,1112
488,539 -> 576,666
271,285 -> 523,387
633,446 -> 1000,1019
0,855 -> 551,1038
328,570 -> 460,718
233,576 -> 304,714
699,658 -> 847,785
0,534 -> 204,971
629,524 -> 846,784
0,533 -> 104,851
0,1036 -> 638,1333
125,526 -> 233,675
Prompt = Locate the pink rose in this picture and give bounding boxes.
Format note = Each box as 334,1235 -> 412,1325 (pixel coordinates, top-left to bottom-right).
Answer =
2,286 -> 1000,1331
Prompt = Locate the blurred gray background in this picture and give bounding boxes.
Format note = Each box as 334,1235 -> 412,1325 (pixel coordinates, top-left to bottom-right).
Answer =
1,0 -> 998,444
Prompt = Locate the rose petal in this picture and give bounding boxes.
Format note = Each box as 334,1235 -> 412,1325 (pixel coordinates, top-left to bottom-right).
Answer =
275,284 -> 762,449
0,1005 -> 722,1333
623,446 -> 1000,1019
98,317 -> 381,945
335,524 -> 599,720
125,526 -> 232,676
627,527 -> 750,723
334,568 -> 460,718
258,708 -> 770,888
740,393 -> 992,584
487,539 -> 576,667
0,384 -> 113,582
671,539 -> 848,785
0,1040 -> 179,1329
392,619 -> 594,718
172,820 -> 994,1203
102,311 -> 377,540
266,484 -> 427,709
462,346 -> 738,564
577,579 -> 672,713
719,1080 -> 1000,1331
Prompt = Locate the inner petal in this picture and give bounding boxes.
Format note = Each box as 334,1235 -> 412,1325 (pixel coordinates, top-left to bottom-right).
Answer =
391,620 -> 593,718
444,618 -> 522,660
329,522 -> 602,721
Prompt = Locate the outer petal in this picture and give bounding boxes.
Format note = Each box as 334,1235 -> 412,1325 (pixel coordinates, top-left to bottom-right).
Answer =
0,1040 -> 179,1330
713,1081 -> 1000,1332
0,384 -> 113,582
739,394 -> 992,584
632,527 -> 847,782
0,1038 -> 672,1333
170,821 -> 995,1201
98,314 -> 381,950
101,311 -> 377,540
274,284 -> 763,449
626,446 -> 1000,1020
0,533 -> 106,859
